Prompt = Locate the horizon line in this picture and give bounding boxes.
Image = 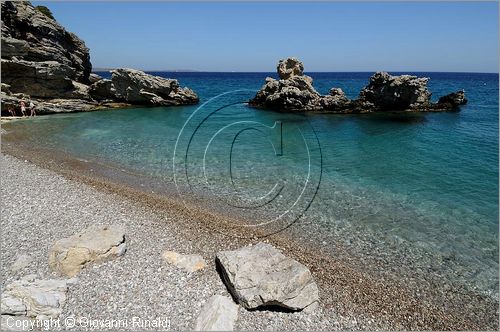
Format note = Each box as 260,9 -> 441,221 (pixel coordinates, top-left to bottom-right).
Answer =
92,69 -> 500,74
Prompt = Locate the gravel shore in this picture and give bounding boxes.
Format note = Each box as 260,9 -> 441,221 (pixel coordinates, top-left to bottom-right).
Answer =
1,153 -> 366,331
1,147 -> 498,331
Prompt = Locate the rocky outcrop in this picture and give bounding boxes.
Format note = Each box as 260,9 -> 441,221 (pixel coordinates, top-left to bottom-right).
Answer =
89,68 -> 199,106
249,57 -> 467,113
48,225 -> 126,277
194,295 -> 239,331
162,250 -> 206,273
216,242 -> 320,311
1,1 -> 199,115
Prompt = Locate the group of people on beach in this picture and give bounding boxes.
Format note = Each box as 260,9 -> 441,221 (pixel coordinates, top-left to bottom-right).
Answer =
6,100 -> 36,117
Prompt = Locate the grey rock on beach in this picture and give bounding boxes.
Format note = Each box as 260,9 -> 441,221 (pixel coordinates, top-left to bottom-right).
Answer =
1,275 -> 70,319
194,295 -> 239,331
249,57 -> 468,113
216,242 -> 320,311
48,225 -> 126,277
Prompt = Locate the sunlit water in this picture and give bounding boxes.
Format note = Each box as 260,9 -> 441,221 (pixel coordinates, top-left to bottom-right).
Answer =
5,72 -> 498,297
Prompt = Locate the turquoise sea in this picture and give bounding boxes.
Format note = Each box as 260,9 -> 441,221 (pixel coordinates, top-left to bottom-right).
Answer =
5,72 -> 499,297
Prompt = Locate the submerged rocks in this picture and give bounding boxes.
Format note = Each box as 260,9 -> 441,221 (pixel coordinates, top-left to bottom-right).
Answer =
89,68 -> 199,106
216,242 -> 319,311
249,57 -> 468,114
48,225 -> 126,277
194,295 -> 239,331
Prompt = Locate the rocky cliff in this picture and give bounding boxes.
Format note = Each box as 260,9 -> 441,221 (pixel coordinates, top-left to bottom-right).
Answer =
249,57 -> 467,113
1,1 -> 198,115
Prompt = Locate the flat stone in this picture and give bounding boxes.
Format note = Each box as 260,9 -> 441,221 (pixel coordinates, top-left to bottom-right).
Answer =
49,225 -> 126,277
0,277 -> 69,319
10,254 -> 33,272
216,242 -> 319,311
162,250 -> 206,273
194,295 -> 239,331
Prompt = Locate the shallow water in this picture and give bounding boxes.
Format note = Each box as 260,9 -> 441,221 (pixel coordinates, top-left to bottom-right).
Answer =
5,71 -> 498,297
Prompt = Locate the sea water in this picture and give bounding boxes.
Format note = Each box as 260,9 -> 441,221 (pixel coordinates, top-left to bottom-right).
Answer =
5,72 -> 498,297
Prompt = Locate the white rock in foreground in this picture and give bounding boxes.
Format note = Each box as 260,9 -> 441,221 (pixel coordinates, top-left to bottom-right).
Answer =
49,225 -> 126,277
162,251 -> 206,273
194,295 -> 239,331
0,276 -> 69,319
216,242 -> 319,311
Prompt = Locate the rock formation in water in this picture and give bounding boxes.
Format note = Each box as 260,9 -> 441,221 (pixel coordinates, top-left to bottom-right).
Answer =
0,1 -> 199,115
249,57 -> 467,113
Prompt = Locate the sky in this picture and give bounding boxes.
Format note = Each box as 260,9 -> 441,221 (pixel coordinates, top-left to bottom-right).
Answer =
34,1 -> 499,72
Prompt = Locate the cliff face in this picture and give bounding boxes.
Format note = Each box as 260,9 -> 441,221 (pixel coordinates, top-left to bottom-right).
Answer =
1,1 -> 91,84
1,1 -> 198,115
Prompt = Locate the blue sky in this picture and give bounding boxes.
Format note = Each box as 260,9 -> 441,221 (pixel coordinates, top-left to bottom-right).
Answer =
34,1 -> 498,72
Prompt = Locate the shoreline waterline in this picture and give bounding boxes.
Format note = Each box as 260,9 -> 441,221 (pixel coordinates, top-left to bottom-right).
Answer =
1,131 -> 498,330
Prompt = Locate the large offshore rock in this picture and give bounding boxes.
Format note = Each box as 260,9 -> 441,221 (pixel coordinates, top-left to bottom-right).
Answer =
49,225 -> 126,277
250,58 -> 467,113
357,71 -> 432,111
0,275 -> 71,319
216,242 -> 320,311
90,68 -> 199,106
1,1 -> 91,83
194,295 -> 239,331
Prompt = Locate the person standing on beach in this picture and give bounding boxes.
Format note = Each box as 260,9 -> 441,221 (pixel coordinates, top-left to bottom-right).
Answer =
20,100 -> 26,117
7,106 -> 16,117
29,100 -> 36,117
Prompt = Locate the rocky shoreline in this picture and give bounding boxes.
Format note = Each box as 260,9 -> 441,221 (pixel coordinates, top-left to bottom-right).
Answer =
1,1 -> 199,116
249,57 -> 467,113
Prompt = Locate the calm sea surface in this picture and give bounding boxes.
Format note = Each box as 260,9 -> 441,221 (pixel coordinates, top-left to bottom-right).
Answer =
5,72 -> 499,296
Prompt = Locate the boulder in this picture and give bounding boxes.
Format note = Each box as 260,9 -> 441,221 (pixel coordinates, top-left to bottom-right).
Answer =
437,90 -> 468,108
194,295 -> 239,331
48,225 -> 126,277
357,71 -> 432,111
162,251 -> 206,273
90,68 -> 199,106
277,57 -> 304,79
1,275 -> 70,319
216,242 -> 320,311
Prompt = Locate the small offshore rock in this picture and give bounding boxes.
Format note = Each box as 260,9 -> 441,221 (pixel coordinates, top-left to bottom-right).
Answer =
277,57 -> 304,79
194,295 -> 239,331
216,242 -> 320,311
48,225 -> 126,277
162,250 -> 206,273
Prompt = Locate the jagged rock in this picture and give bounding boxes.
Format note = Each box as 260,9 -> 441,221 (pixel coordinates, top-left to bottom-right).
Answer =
90,68 -> 199,106
277,57 -> 304,79
194,295 -> 239,331
48,225 -> 126,277
88,73 -> 103,84
216,242 -> 320,311
357,71 -> 432,111
1,1 -> 91,82
250,58 -> 467,114
0,275 -> 70,319
162,251 -> 206,273
437,90 -> 468,108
